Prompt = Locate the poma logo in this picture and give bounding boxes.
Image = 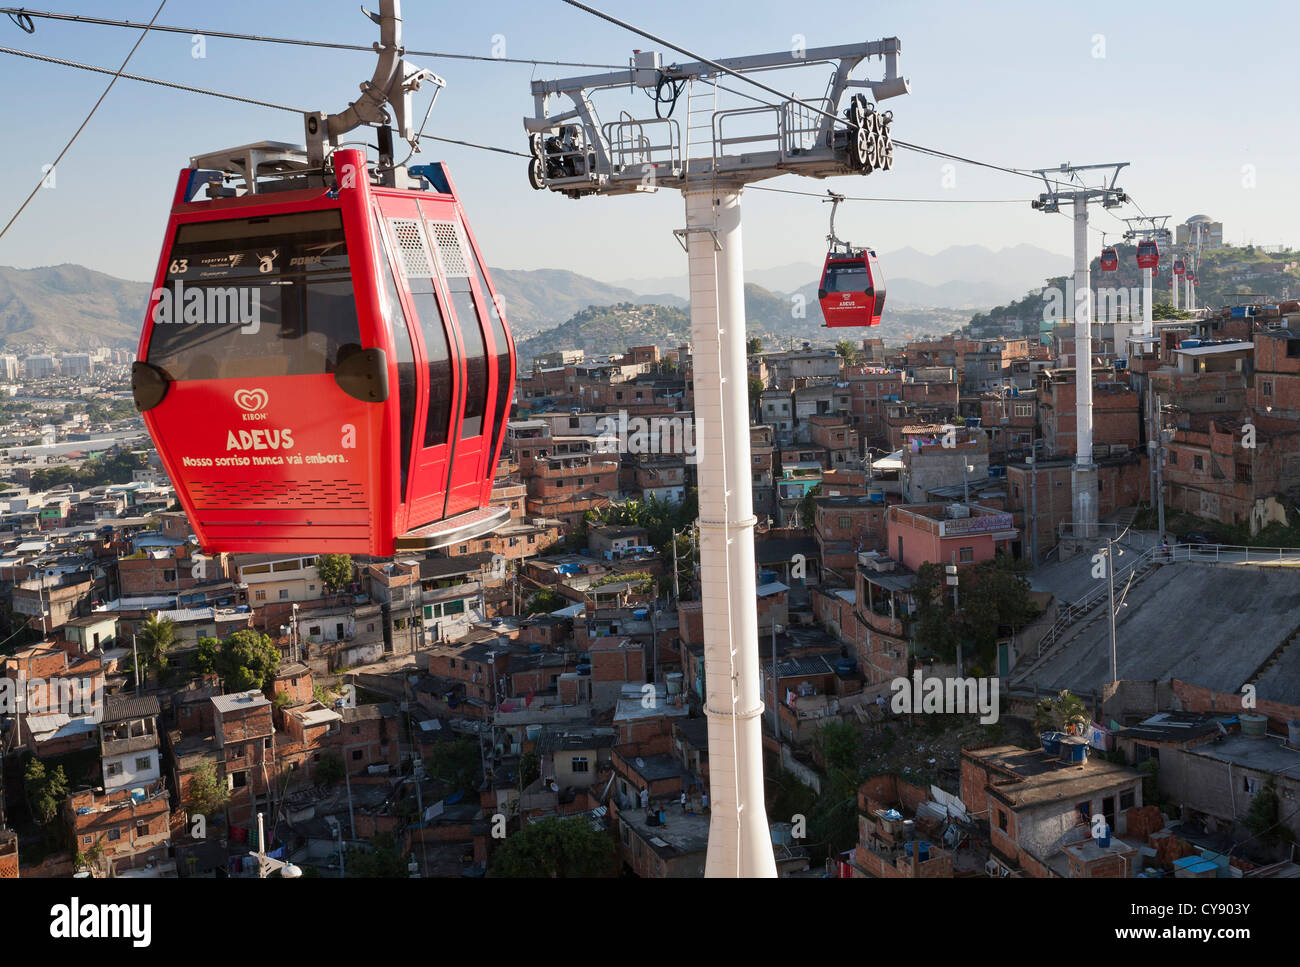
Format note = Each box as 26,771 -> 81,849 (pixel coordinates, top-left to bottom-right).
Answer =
234,388 -> 269,419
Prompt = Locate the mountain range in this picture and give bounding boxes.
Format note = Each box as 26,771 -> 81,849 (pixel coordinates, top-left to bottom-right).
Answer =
0,242 -> 1064,353
613,243 -> 1071,309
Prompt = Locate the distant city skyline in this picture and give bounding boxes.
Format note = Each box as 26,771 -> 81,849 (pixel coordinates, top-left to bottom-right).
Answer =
0,0 -> 1296,284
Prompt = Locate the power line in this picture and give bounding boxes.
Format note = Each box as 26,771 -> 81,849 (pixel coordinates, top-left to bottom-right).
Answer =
747,184 -> 1027,204
0,45 -> 530,158
555,2 -> 1127,202
0,43 -> 304,112
0,6 -> 628,68
0,0 -> 167,243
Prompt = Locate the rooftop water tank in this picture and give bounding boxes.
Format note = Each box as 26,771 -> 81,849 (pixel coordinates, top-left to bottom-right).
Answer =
1040,731 -> 1064,756
1059,736 -> 1089,764
1240,713 -> 1267,738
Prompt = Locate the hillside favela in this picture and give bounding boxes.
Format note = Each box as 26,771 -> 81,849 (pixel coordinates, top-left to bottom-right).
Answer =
0,0 -> 1295,936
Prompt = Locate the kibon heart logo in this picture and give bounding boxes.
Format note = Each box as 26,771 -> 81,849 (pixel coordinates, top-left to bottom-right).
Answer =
234,389 -> 269,412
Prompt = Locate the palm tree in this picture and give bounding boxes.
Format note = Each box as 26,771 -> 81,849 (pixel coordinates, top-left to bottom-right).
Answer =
137,612 -> 177,685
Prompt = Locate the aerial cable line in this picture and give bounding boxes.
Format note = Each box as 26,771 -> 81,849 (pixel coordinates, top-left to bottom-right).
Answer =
0,45 -> 531,158
0,6 -> 627,68
0,0 -> 166,243
747,184 -> 1027,204
558,0 -> 1127,200
0,43 -> 305,112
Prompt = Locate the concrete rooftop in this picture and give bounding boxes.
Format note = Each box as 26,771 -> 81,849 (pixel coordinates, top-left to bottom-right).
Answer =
1019,563 -> 1300,701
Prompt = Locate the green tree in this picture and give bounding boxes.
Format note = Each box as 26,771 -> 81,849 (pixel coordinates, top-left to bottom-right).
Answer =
137,612 -> 177,682
817,721 -> 859,773
518,752 -> 540,791
425,736 -> 481,798
345,832 -> 410,877
1245,776 -> 1294,846
748,375 -> 765,413
24,758 -> 68,826
1033,689 -> 1090,735
314,751 -> 345,787
796,484 -> 821,530
194,636 -> 219,676
186,759 -> 230,817
317,554 -> 354,595
746,336 -> 764,356
489,815 -> 615,878
524,588 -> 566,615
913,556 -> 1035,667
835,339 -> 860,368
215,629 -> 281,691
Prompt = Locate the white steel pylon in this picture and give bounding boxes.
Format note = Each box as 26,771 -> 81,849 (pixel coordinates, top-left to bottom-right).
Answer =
526,36 -> 908,877
1031,163 -> 1129,541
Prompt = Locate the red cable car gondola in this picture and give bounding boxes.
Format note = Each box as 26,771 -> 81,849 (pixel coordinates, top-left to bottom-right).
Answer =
1136,239 -> 1159,270
133,146 -> 515,557
1173,257 -> 1186,277
1099,246 -> 1119,272
817,192 -> 886,327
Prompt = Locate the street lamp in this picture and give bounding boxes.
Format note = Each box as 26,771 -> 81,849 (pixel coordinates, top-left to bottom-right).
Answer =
1101,538 -> 1125,684
250,811 -> 301,879
945,564 -> 961,676
963,463 -> 975,505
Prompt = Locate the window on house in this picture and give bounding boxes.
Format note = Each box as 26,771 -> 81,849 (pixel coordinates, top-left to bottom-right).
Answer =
997,810 -> 1008,832
1075,801 -> 1091,825
1169,450 -> 1178,465
255,589 -> 267,601
232,772 -> 247,788
279,590 -> 289,600
108,828 -> 121,841
106,762 -> 123,776
163,569 -> 176,582
308,584 -> 316,591
959,547 -> 974,563
571,756 -> 589,773
1120,790 -> 1135,810
1244,776 -> 1260,794
1263,380 -> 1273,397
134,756 -> 151,771
351,725 -> 361,735
1193,455 -> 1204,470
352,750 -> 363,761
309,626 -> 321,636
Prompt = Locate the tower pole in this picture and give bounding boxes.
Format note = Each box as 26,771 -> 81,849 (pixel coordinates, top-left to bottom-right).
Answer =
684,188 -> 775,878
1073,197 -> 1098,538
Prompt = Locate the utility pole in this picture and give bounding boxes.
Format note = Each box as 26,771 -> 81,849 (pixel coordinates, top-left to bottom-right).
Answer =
1154,392 -> 1166,542
671,527 -> 680,603
1105,536 -> 1120,684
1031,163 -> 1130,541
526,30 -> 908,878
945,564 -> 961,677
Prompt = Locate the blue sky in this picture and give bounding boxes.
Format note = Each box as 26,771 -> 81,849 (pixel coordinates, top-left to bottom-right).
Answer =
0,0 -> 1295,284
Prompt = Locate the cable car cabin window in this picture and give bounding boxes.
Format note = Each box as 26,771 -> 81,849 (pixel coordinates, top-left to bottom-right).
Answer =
823,261 -> 872,293
408,292 -> 453,447
447,278 -> 489,439
468,247 -> 512,459
147,211 -> 362,381
376,215 -> 418,500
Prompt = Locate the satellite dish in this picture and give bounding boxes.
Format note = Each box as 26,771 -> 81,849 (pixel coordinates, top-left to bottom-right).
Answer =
550,782 -> 559,792
635,757 -> 645,768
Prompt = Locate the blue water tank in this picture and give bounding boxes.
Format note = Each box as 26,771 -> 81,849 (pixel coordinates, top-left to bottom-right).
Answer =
529,643 -> 541,653
1040,731 -> 1064,756
1181,339 -> 1201,348
576,664 -> 592,676
835,657 -> 858,675
1059,736 -> 1089,763
633,608 -> 649,620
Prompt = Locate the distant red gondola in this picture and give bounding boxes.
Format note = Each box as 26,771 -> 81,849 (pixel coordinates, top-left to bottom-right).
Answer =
1099,246 -> 1119,272
1136,239 -> 1159,270
819,249 -> 886,327
817,192 -> 886,328
1173,257 -> 1186,276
